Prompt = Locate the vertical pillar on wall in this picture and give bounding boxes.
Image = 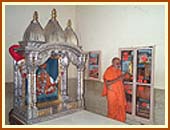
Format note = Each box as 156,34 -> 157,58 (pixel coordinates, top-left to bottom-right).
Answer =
13,60 -> 18,108
64,67 -> 67,97
77,67 -> 84,108
17,65 -> 23,107
26,67 -> 32,120
21,69 -> 26,108
149,47 -> 154,123
13,62 -> 22,108
132,49 -> 137,116
24,52 -> 39,119
32,67 -> 37,118
62,66 -> 68,99
60,55 -> 69,102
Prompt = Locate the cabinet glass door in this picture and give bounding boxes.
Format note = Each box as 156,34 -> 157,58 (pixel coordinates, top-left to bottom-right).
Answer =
121,50 -> 134,114
136,49 -> 152,84
124,84 -> 133,114
136,85 -> 150,119
121,50 -> 134,82
136,48 -> 152,119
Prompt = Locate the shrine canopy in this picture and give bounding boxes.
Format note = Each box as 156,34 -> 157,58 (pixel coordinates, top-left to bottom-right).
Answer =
15,9 -> 86,68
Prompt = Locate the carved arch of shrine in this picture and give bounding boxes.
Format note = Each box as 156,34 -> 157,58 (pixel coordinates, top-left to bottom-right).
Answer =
22,42 -> 86,120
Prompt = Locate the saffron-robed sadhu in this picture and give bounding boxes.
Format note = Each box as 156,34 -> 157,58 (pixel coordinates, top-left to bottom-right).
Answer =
102,63 -> 127,122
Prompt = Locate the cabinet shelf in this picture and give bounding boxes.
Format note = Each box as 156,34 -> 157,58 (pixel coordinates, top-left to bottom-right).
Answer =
136,83 -> 152,86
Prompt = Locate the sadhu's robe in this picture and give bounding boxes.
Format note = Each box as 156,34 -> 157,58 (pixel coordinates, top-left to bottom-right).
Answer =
102,65 -> 127,122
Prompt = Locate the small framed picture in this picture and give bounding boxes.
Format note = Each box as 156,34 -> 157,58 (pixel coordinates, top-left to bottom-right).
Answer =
87,51 -> 101,80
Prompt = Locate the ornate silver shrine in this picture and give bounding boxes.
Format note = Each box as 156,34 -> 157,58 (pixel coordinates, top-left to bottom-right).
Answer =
10,9 -> 86,124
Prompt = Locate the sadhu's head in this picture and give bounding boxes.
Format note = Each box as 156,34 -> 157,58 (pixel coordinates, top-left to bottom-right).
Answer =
112,57 -> 121,69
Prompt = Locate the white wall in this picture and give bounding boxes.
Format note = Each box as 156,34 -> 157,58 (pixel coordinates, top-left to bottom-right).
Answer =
5,5 -> 76,82
75,5 -> 165,89
5,5 -> 166,89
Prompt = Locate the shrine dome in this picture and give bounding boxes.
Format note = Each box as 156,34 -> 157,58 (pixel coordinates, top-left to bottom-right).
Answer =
44,9 -> 65,43
64,19 -> 79,46
23,11 -> 45,42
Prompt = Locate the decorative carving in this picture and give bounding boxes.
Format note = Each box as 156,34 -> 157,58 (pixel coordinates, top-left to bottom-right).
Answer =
9,9 -> 87,124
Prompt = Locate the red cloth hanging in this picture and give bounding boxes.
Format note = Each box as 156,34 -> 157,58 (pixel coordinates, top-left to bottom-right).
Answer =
9,44 -> 25,62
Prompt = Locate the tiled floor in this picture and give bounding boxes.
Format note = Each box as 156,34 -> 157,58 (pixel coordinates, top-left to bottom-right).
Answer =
5,82 -> 165,125
5,83 -> 13,125
36,110 -> 127,125
153,89 -> 165,125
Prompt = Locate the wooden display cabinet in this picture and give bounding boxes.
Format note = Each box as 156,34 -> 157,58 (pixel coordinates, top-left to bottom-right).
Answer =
119,46 -> 154,124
